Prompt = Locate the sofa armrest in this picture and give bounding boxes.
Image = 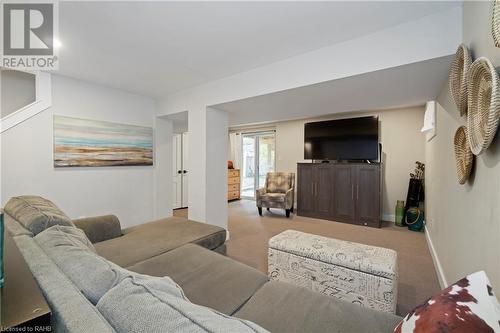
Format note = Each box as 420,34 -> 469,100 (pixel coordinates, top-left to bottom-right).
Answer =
73,215 -> 122,244
256,188 -> 266,196
256,187 -> 266,207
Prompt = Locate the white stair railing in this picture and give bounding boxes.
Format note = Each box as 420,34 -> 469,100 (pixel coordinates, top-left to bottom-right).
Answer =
0,71 -> 52,133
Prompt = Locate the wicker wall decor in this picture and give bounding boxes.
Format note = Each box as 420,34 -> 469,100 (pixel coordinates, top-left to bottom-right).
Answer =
449,44 -> 472,116
493,0 -> 500,48
454,126 -> 474,185
467,57 -> 500,155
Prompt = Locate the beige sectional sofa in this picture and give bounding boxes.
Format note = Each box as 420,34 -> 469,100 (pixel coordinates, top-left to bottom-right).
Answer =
4,195 -> 402,333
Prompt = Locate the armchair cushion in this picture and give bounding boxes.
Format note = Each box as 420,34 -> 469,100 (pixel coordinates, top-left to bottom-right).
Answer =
266,173 -> 293,193
262,193 -> 286,203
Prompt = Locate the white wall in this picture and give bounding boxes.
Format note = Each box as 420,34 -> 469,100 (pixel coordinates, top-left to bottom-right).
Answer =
154,117 -> 174,220
1,74 -> 172,228
425,1 -> 500,289
184,105 -> 228,230
186,105 -> 207,222
1,70 -> 36,118
206,107 -> 228,230
241,106 -> 425,221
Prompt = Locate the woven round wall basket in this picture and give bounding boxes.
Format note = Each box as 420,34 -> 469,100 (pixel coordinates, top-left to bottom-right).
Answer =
449,44 -> 472,116
454,126 -> 473,185
493,0 -> 500,48
467,57 -> 500,155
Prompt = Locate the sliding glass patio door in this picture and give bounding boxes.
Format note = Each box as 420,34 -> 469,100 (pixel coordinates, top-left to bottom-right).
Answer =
241,131 -> 276,198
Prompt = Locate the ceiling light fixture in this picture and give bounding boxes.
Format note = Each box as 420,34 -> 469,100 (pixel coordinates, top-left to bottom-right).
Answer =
53,38 -> 62,49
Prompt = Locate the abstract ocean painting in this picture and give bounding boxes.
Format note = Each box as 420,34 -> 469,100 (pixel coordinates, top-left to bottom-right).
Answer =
54,116 -> 153,167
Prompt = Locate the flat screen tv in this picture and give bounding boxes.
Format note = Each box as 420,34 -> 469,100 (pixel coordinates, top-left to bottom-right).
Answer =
304,116 -> 379,161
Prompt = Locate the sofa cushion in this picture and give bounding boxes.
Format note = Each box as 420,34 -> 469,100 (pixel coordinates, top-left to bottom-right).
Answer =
395,271 -> 500,333
4,196 -> 74,235
35,225 -> 177,306
14,235 -> 117,333
4,212 -> 34,237
35,225 -> 122,304
127,243 -> 268,315
97,275 -> 270,333
95,217 -> 226,267
36,225 -> 96,252
235,281 -> 402,333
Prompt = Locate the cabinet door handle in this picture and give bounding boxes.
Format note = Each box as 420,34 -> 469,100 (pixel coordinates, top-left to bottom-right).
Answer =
352,184 -> 354,200
314,183 -> 317,196
357,185 -> 359,200
311,183 -> 314,196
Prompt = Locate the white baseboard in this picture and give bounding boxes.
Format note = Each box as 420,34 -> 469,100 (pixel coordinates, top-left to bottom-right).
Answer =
382,214 -> 395,222
425,226 -> 447,288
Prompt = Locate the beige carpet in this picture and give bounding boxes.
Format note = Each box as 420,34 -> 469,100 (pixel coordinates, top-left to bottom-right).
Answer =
174,199 -> 440,316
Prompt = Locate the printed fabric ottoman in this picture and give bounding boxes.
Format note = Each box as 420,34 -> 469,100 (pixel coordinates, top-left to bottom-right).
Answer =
268,230 -> 398,314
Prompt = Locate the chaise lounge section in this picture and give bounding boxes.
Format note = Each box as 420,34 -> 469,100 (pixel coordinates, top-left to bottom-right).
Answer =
73,214 -> 227,267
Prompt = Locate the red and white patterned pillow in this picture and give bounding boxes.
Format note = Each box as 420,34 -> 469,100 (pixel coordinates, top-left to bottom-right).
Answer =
395,271 -> 500,333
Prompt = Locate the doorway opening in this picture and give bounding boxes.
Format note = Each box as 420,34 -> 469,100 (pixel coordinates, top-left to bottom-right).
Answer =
241,131 -> 276,198
163,110 -> 189,210
173,132 -> 188,209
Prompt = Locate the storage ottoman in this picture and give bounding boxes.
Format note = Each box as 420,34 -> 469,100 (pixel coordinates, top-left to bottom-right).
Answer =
268,230 -> 398,313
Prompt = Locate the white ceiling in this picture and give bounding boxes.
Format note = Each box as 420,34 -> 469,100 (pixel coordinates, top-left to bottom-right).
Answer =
58,1 -> 459,98
213,55 -> 453,127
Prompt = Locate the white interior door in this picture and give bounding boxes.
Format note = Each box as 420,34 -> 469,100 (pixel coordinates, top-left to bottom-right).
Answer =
181,132 -> 189,208
172,134 -> 182,209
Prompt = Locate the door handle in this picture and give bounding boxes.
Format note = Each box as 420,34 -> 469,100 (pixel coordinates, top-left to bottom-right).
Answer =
352,184 -> 354,200
177,170 -> 182,174
311,183 -> 314,196
183,170 -> 188,174
357,185 -> 359,200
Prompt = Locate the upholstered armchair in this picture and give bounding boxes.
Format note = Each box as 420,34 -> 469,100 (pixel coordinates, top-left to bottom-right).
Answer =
256,172 -> 295,218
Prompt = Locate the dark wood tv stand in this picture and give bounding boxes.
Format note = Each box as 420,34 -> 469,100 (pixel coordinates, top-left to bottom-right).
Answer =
297,162 -> 381,228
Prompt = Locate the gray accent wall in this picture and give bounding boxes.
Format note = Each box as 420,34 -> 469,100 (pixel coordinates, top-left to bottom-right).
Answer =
1,69 -> 36,118
425,1 -> 500,290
